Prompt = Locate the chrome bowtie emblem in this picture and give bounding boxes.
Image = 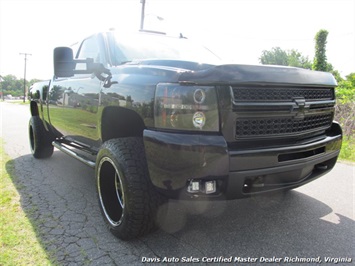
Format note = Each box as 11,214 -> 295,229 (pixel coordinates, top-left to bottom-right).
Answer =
292,97 -> 306,119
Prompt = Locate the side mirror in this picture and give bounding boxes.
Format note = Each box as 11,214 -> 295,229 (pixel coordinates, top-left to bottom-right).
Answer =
53,47 -> 75,77
53,47 -> 112,81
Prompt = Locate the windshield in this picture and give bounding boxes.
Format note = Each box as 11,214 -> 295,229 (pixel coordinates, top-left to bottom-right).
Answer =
111,32 -> 221,66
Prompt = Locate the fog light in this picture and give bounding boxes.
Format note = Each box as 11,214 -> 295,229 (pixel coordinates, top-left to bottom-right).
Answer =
187,180 -> 200,193
205,181 -> 216,194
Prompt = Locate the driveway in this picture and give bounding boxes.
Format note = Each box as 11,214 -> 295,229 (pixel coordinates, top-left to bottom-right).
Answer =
1,102 -> 354,265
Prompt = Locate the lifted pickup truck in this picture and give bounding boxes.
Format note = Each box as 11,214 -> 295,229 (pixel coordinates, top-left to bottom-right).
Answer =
28,30 -> 342,240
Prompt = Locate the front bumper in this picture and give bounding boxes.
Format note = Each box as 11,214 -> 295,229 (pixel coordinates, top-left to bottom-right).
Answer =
143,122 -> 342,200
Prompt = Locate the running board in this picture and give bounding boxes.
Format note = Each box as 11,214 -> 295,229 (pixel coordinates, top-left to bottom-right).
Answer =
52,141 -> 96,168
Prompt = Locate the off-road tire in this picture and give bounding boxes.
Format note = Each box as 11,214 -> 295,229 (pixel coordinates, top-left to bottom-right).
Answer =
96,137 -> 166,240
29,116 -> 54,159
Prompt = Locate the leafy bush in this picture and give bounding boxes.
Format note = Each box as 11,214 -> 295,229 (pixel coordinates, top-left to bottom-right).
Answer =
338,138 -> 355,162
335,78 -> 355,138
335,74 -> 355,162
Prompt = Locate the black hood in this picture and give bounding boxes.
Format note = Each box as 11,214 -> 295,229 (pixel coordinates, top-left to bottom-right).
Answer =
128,59 -> 214,71
178,64 -> 337,87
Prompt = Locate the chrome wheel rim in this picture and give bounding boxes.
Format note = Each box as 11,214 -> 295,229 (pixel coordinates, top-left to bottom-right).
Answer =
97,157 -> 125,226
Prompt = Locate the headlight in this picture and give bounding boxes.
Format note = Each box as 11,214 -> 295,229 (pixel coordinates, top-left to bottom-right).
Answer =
154,83 -> 219,132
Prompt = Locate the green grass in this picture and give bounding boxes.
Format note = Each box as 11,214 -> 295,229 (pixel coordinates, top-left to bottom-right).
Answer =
3,100 -> 30,105
0,140 -> 52,266
339,137 -> 355,162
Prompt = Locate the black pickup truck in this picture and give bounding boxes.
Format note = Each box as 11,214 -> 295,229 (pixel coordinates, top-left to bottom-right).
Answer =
28,30 -> 342,240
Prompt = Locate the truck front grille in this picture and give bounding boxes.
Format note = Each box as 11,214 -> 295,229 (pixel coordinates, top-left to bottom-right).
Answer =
231,86 -> 335,140
236,113 -> 333,138
233,87 -> 334,102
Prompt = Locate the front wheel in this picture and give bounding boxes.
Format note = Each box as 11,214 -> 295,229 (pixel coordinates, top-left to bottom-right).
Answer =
96,138 -> 166,240
29,116 -> 54,159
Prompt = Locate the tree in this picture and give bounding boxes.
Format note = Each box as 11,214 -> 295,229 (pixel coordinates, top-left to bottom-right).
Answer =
345,73 -> 355,87
336,72 -> 355,102
325,63 -> 343,83
335,73 -> 355,138
312,29 -> 329,71
0,75 -> 41,98
0,75 -> 23,97
259,47 -> 288,66
287,50 -> 312,69
259,47 -> 312,69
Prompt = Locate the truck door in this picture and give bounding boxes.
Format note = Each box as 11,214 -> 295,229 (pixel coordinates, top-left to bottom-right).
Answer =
48,35 -> 106,146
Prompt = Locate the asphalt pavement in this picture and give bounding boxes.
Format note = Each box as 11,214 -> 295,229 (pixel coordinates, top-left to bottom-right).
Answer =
1,102 -> 354,266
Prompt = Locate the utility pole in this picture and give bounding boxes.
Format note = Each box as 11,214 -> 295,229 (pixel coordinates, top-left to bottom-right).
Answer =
140,0 -> 146,30
19,52 -> 32,103
0,75 -> 4,101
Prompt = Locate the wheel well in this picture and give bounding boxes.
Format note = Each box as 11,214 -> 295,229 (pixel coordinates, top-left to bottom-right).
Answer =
30,101 -> 39,116
101,106 -> 145,142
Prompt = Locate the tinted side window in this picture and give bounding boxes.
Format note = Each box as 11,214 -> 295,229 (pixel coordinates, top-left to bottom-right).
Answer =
77,37 -> 101,63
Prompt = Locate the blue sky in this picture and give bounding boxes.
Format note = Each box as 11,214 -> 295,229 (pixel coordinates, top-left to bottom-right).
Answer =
0,0 -> 354,80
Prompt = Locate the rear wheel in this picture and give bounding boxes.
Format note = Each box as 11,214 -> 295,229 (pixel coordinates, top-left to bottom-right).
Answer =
29,116 -> 54,159
96,137 -> 166,240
